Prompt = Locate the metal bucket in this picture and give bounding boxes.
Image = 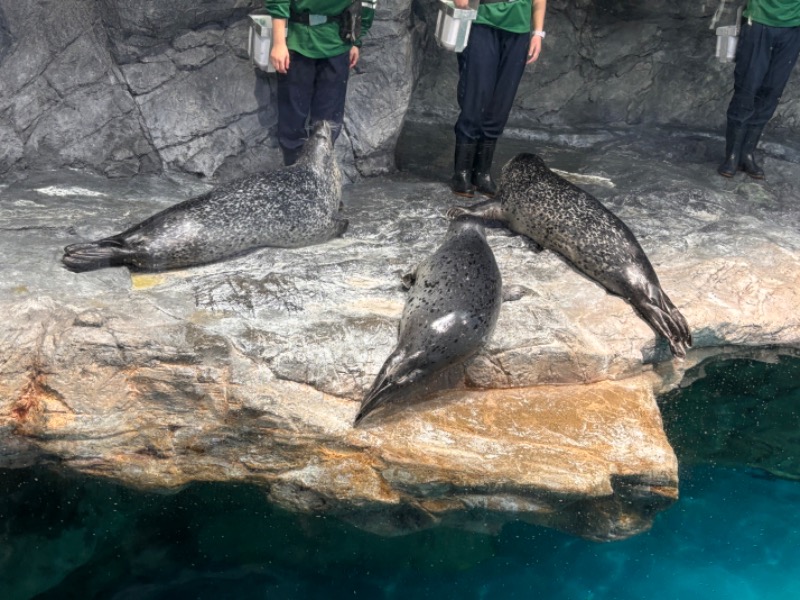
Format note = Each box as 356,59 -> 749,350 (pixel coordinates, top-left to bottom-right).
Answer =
248,14 -> 275,72
434,0 -> 479,53
715,24 -> 739,63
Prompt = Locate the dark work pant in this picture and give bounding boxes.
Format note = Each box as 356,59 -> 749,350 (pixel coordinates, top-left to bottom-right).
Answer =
277,50 -> 350,151
727,20 -> 800,127
455,24 -> 529,143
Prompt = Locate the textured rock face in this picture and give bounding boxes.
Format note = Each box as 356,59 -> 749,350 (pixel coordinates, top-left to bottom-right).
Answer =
2,0 -> 798,179
410,0 -> 800,139
0,0 -> 418,179
2,132 -> 799,540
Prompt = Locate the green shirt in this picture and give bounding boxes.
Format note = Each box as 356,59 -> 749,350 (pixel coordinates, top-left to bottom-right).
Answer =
475,0 -> 532,34
264,0 -> 376,59
744,0 -> 800,27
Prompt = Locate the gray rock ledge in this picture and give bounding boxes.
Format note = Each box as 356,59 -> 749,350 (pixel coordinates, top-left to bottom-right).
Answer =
2,132 -> 799,541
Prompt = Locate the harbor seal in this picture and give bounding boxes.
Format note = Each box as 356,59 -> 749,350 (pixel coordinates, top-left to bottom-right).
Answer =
447,153 -> 692,358
62,121 -> 347,272
354,216 -> 503,426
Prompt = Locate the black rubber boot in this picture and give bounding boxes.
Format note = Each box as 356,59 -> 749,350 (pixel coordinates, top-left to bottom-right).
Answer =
281,144 -> 304,167
718,121 -> 746,178
472,139 -> 498,197
740,125 -> 765,179
451,141 -> 477,197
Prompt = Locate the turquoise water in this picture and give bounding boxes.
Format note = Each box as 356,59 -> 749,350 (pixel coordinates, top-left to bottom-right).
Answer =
2,356 -> 799,599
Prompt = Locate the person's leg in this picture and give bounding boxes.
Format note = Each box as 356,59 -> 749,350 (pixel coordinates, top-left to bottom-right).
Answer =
308,51 -> 351,142
720,21 -> 771,176
741,25 -> 800,177
750,25 -> 800,126
277,51 -> 315,166
472,29 -> 529,195
453,25 -> 500,196
480,30 -> 528,139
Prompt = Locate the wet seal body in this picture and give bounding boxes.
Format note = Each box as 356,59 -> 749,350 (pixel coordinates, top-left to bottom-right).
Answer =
448,153 -> 692,358
62,121 -> 347,273
355,217 -> 503,425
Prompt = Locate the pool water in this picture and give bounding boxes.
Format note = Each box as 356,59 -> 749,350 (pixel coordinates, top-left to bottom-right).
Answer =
2,356 -> 799,600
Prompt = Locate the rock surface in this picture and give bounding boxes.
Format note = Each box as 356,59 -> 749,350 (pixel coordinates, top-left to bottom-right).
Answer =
2,130 -> 799,541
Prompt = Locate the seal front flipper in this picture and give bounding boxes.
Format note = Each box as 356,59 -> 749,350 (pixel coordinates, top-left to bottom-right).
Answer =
445,200 -> 506,224
62,237 -> 135,272
333,217 -> 349,238
401,268 -> 418,290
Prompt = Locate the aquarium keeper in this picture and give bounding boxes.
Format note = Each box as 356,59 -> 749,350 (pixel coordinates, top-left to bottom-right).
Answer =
451,0 -> 546,197
267,0 -> 376,166
718,0 -> 800,179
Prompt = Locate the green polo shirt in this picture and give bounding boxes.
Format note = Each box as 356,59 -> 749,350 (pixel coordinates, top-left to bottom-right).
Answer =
475,0 -> 532,34
264,0 -> 375,59
744,0 -> 800,27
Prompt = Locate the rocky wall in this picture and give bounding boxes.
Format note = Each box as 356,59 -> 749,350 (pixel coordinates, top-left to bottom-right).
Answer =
410,0 -> 800,137
0,1 -> 798,178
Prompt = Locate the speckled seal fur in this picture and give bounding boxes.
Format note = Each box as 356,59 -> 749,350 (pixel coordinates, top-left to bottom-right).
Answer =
448,153 -> 692,358
62,121 -> 347,273
355,216 -> 503,425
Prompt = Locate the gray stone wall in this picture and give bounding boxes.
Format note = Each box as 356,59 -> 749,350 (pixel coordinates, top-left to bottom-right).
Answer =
0,0 -> 418,179
410,0 -> 800,137
0,0 -> 797,180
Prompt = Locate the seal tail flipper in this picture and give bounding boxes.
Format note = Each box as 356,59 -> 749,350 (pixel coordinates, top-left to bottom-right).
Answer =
633,285 -> 692,358
62,237 -> 134,272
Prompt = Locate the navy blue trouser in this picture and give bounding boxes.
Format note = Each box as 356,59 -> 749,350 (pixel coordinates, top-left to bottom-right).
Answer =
277,50 -> 350,151
727,20 -> 800,127
455,24 -> 529,143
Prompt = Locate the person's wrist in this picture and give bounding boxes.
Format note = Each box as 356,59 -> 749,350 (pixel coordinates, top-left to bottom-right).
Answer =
531,30 -> 546,39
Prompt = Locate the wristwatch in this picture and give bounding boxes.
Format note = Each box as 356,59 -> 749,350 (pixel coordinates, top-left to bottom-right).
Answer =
531,30 -> 546,38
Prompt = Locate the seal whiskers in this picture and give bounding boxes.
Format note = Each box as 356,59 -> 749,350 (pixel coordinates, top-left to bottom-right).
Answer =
448,153 -> 692,358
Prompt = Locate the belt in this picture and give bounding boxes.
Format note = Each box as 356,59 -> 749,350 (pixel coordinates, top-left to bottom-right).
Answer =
289,9 -> 343,26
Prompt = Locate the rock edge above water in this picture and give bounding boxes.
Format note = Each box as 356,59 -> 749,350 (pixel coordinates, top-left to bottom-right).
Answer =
2,134 -> 799,541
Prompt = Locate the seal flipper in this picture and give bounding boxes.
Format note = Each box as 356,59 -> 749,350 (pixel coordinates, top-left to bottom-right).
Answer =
333,217 -> 349,238
401,268 -> 417,290
62,237 -> 136,272
630,284 -> 692,358
445,200 -> 507,224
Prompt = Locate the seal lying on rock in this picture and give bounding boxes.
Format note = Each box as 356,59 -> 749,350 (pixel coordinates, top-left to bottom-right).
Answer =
447,153 -> 692,358
355,216 -> 503,426
62,121 -> 347,273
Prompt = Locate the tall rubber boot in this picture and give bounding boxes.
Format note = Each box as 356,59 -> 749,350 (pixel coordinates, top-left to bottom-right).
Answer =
718,121 -> 746,178
472,139 -> 498,197
740,124 -> 765,179
281,143 -> 303,167
451,141 -> 477,197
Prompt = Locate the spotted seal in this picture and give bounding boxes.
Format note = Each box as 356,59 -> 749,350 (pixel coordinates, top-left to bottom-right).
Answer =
447,153 -> 692,358
62,121 -> 347,272
354,216 -> 503,426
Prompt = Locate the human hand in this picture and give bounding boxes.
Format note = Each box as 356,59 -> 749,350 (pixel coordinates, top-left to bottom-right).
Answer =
349,46 -> 360,69
453,0 -> 470,8
526,35 -> 542,64
271,42 -> 290,74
